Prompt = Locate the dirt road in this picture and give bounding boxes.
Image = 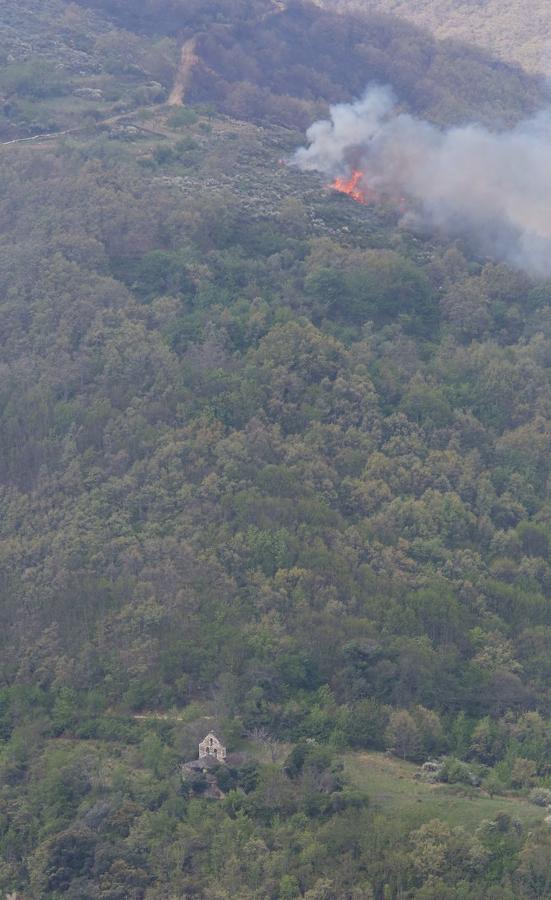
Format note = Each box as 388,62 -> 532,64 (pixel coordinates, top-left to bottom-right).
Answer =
168,37 -> 199,107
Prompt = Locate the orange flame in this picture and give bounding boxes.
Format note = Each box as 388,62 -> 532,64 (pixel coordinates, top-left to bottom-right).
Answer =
331,169 -> 368,204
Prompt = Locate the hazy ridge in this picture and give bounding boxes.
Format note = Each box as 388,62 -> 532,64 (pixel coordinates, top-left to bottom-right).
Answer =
323,0 -> 551,75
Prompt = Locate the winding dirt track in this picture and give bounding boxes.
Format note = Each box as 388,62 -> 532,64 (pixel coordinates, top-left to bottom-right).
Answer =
168,37 -> 199,107
1,37 -> 199,145
0,126 -> 83,146
0,109 -> 170,148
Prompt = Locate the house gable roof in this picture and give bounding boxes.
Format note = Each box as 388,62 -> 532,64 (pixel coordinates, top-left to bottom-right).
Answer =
200,732 -> 224,744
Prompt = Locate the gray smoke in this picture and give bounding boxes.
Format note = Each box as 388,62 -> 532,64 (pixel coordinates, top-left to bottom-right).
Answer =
294,85 -> 551,276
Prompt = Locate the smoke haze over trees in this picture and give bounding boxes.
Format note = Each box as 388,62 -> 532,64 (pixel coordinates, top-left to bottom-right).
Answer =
295,84 -> 551,276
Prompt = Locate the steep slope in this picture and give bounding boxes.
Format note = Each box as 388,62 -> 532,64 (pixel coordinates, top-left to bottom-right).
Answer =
1,0 -> 543,143
324,0 -> 551,76
4,2 -> 551,898
5,93 -> 551,897
0,0 -> 180,141
185,1 -> 544,130
167,37 -> 198,106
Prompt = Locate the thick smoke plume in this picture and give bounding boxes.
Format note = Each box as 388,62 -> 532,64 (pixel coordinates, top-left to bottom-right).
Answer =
294,85 -> 551,276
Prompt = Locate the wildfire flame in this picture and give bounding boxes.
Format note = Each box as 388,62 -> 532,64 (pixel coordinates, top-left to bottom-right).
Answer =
329,168 -> 409,214
331,169 -> 368,204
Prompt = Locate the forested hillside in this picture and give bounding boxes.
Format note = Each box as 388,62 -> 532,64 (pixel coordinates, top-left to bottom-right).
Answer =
74,0 -> 543,129
3,1 -> 551,898
323,0 -> 551,76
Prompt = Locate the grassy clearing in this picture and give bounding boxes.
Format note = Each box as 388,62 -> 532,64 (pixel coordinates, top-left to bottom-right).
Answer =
345,751 -> 547,830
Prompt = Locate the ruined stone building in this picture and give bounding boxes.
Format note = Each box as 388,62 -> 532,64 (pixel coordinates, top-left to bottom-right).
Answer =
198,732 -> 227,761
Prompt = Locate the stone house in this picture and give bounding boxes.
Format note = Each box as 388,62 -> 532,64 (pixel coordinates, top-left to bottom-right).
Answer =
181,733 -> 252,799
182,733 -> 228,775
199,732 -> 227,762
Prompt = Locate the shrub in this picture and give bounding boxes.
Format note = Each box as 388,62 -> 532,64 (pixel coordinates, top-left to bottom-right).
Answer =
439,757 -> 480,787
0,60 -> 67,99
528,788 -> 551,807
168,106 -> 199,127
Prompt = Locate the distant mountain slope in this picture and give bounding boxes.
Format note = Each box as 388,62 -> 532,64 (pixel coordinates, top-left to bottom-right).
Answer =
185,2 -> 543,129
0,0 -> 181,141
323,0 -> 551,75
0,0 -> 111,71
2,0 -> 543,144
